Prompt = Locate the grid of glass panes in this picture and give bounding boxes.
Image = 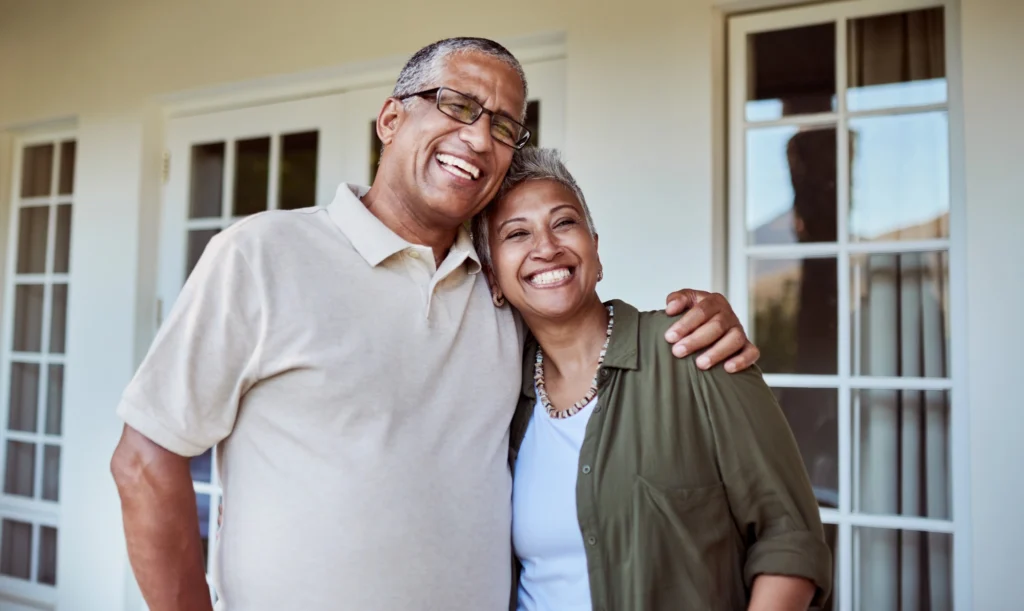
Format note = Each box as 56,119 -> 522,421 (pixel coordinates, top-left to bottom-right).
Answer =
0,137 -> 75,596
730,3 -> 954,610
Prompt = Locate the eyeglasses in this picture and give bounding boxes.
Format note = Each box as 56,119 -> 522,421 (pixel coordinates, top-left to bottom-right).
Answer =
398,86 -> 532,150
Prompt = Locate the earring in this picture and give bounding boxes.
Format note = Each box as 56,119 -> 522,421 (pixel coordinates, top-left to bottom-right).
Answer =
597,268 -> 604,282
492,292 -> 506,307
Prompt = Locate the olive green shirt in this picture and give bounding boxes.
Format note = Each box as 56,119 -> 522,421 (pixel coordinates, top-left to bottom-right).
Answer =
509,300 -> 832,610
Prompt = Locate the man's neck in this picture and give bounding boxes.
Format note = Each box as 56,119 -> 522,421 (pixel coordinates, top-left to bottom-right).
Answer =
361,182 -> 458,267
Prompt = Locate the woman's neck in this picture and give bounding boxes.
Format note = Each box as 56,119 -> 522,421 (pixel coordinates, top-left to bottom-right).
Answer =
525,295 -> 610,387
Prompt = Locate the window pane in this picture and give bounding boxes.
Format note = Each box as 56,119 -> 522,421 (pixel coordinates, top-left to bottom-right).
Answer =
772,387 -> 838,508
233,137 -> 271,216
746,23 -> 836,121
280,131 -> 319,211
50,284 -> 68,354
190,142 -> 225,219
850,112 -> 949,242
4,441 -> 36,497
369,122 -> 382,185
13,284 -> 44,353
16,206 -> 49,274
54,204 -> 72,274
0,519 -> 32,580
747,126 -> 837,244
58,140 -> 76,195
21,144 -> 53,198
8,362 -> 40,433
38,526 -> 57,586
855,389 -> 950,519
191,448 -> 212,483
851,252 -> 949,378
46,365 -> 64,436
42,445 -> 60,502
848,8 -> 946,112
524,100 -> 540,147
855,527 -> 951,611
186,229 -> 220,278
750,257 -> 838,374
196,493 -> 211,568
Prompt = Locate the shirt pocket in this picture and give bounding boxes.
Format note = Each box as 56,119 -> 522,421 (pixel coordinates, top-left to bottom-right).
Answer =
625,475 -> 745,610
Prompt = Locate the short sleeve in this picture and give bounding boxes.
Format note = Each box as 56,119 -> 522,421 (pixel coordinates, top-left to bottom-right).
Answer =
694,363 -> 834,604
116,231 -> 264,457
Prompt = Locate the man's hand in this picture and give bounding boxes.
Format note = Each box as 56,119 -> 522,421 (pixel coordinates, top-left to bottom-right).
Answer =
663,289 -> 759,372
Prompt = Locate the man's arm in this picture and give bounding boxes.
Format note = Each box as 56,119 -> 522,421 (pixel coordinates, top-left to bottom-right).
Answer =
663,288 -> 760,372
111,426 -> 213,611
749,574 -> 816,611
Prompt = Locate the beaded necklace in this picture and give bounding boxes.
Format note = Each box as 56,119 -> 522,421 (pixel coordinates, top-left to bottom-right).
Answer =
534,305 -> 615,419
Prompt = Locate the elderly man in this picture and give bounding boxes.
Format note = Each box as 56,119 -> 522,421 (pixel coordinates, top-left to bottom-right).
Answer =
111,37 -> 759,611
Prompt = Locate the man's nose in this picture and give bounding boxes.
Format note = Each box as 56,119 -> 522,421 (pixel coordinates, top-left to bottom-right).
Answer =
459,115 -> 494,153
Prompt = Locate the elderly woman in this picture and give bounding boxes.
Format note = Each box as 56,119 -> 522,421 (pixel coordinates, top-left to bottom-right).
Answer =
472,148 -> 832,611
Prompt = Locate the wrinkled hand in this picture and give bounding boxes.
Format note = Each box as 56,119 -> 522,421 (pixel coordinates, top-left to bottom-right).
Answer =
663,289 -> 759,373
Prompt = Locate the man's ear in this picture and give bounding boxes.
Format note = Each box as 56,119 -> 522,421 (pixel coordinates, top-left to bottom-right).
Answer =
377,98 -> 405,147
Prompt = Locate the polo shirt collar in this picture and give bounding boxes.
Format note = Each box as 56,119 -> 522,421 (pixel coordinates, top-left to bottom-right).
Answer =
520,298 -> 641,399
326,183 -> 482,274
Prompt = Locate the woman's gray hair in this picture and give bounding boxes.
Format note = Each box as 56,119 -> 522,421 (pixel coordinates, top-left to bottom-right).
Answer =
393,37 -> 529,120
472,147 -> 596,270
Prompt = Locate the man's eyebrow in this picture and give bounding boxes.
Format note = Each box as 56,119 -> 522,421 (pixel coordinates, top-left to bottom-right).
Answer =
462,90 -> 519,122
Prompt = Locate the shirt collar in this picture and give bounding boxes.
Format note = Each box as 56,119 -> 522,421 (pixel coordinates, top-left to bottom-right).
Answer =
520,298 -> 641,399
325,183 -> 481,274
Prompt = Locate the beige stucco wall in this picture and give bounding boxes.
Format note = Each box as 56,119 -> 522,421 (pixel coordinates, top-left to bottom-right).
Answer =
0,0 -> 1021,609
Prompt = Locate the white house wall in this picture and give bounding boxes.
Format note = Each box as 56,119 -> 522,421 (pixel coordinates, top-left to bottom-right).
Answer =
0,0 -> 1021,609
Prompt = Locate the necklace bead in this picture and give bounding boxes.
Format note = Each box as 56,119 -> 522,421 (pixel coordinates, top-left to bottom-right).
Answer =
534,305 -> 615,419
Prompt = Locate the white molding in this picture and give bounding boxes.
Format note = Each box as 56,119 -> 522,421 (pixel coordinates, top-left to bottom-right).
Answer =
158,31 -> 567,119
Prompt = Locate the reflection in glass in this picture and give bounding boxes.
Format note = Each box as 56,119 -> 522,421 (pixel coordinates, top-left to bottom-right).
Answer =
855,527 -> 951,611
190,142 -> 225,219
46,365 -> 64,436
850,113 -> 949,242
747,126 -> 837,244
54,204 -> 72,274
851,251 -> 948,377
233,137 -> 271,216
8,363 -> 40,433
750,257 -> 838,374
280,131 -> 319,211
42,445 -> 61,502
848,8 -> 946,112
196,493 -> 211,567
191,448 -> 212,483
14,284 -> 44,353
746,23 -> 835,121
38,526 -> 57,586
771,387 -> 838,507
186,229 -> 220,278
4,441 -> 36,497
17,206 -> 49,274
0,519 -> 32,579
50,284 -> 68,354
855,389 -> 950,520
21,144 -> 54,198
59,140 -> 77,195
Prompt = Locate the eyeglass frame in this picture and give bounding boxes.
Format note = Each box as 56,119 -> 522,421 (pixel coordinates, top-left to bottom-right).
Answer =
396,86 -> 532,150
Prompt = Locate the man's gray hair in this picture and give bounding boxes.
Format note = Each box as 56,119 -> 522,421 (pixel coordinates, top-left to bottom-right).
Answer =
392,37 -> 529,120
472,147 -> 596,270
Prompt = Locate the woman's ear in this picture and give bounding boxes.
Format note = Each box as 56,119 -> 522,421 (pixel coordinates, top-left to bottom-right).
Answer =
484,267 -> 505,308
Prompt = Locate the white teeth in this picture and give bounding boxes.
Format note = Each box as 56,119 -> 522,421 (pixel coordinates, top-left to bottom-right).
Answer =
437,153 -> 481,180
529,268 -> 572,286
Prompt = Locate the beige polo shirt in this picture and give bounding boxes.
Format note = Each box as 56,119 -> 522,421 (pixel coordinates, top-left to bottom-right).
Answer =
117,184 -> 523,610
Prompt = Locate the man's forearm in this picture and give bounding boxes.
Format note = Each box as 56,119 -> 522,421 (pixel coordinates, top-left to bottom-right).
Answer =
112,428 -> 213,611
748,574 -> 816,611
